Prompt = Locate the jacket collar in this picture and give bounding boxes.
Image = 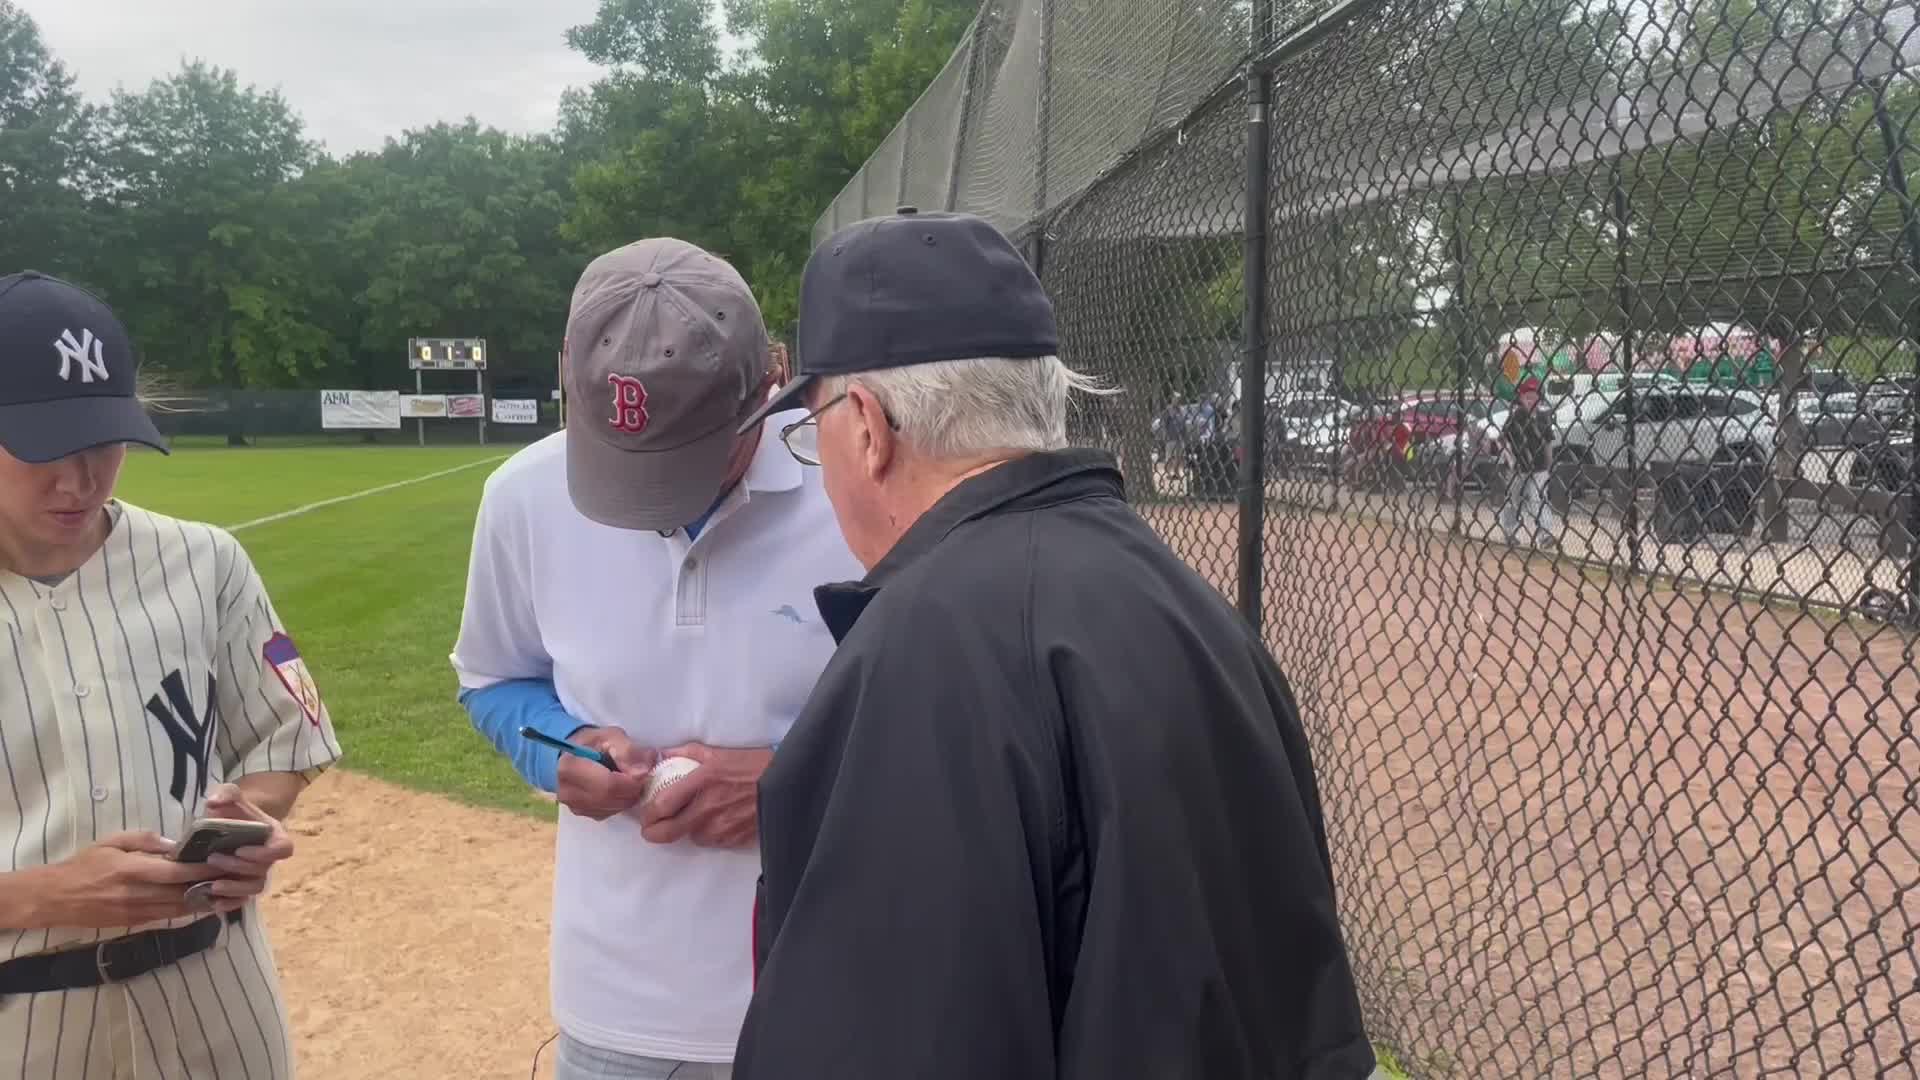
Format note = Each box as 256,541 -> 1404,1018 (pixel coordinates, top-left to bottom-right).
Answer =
814,448 -> 1124,641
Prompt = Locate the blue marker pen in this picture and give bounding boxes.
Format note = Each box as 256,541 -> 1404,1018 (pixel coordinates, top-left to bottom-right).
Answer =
519,726 -> 619,771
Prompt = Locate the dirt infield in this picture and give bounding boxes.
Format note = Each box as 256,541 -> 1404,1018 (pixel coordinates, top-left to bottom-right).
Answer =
267,772 -> 561,1079
1147,500 -> 1920,1078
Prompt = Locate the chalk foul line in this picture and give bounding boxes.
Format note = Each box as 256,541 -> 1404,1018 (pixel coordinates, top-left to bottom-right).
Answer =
227,455 -> 510,533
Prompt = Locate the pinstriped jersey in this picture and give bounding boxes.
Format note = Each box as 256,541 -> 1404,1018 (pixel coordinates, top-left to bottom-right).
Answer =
0,501 -> 344,1078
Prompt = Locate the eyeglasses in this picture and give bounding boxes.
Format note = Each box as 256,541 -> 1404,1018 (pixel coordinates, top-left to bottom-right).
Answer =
779,393 -> 847,466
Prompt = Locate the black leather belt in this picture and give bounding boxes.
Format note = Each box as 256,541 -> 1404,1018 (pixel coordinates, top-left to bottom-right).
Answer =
0,912 -> 237,996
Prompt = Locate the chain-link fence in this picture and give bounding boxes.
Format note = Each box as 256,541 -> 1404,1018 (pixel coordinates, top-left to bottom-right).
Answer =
830,0 -> 1920,1075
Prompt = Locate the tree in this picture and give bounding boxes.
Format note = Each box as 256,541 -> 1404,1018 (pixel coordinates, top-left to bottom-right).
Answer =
339,122 -> 582,390
0,1 -> 100,275
90,62 -> 322,386
568,0 -> 721,83
560,0 -> 976,334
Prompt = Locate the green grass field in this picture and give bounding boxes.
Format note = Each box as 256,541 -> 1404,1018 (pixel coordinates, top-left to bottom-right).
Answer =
116,442 -> 554,815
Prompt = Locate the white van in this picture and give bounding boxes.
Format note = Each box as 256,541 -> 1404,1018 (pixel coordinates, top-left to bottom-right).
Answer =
1541,370 -> 1685,406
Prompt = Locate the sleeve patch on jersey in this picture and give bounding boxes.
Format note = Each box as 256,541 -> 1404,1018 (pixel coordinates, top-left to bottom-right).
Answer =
264,632 -> 323,729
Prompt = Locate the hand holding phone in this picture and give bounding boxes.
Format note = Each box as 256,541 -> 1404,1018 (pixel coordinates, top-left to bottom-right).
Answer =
171,818 -> 274,864
172,817 -> 274,915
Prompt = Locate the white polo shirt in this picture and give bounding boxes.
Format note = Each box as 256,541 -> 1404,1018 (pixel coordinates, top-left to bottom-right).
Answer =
449,418 -> 863,1062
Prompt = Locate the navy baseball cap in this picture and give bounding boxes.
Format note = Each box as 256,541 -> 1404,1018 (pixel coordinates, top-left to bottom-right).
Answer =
0,271 -> 168,463
738,207 -> 1059,432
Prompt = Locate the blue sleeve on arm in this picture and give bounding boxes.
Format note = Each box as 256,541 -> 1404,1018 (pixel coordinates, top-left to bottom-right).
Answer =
459,679 -> 586,794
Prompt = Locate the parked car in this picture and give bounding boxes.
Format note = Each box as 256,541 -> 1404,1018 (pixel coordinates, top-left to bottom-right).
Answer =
1419,400 -> 1514,492
1542,370 -> 1685,408
1850,434 -> 1914,492
1346,394 -> 1473,452
1346,392 -> 1539,489
1559,386 -> 1776,497
1344,394 -> 1491,488
1269,395 -> 1359,473
1792,392 -> 1892,450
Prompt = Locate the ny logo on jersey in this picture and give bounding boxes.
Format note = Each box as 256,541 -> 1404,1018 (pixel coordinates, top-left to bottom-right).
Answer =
608,373 -> 650,434
53,328 -> 111,384
145,670 -> 217,805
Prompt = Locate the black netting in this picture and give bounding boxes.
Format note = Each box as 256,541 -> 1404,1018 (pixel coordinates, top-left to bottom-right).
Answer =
833,1 -> 1920,1075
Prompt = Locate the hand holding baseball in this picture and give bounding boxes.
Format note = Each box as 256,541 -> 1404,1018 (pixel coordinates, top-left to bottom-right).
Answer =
556,727 -> 656,821
638,742 -> 771,848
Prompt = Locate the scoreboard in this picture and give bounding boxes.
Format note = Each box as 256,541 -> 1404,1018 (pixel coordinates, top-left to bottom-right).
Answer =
408,337 -> 487,370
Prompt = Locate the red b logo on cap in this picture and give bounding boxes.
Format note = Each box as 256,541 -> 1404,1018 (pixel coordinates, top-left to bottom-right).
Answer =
607,374 -> 649,434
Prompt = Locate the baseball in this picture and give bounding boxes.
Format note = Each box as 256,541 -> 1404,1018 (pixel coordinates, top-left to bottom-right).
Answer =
642,756 -> 701,805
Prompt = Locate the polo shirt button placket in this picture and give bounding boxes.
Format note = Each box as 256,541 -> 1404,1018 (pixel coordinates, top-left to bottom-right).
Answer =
676,550 -> 707,627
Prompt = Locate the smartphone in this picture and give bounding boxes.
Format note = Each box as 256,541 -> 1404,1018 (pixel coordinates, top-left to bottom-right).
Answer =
172,818 -> 273,864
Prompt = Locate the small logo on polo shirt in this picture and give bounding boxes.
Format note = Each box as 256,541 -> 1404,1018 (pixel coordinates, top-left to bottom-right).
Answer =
772,605 -> 805,624
54,328 -> 110,383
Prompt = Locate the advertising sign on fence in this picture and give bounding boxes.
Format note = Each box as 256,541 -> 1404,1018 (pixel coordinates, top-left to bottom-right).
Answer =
400,394 -> 448,418
319,390 -> 400,429
491,399 -> 539,425
448,394 -> 486,419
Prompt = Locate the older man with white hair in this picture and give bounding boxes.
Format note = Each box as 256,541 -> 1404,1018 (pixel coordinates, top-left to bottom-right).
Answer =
729,208 -> 1373,1079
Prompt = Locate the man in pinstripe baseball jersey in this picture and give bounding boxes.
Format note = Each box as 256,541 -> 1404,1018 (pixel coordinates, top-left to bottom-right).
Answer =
0,271 -> 343,1077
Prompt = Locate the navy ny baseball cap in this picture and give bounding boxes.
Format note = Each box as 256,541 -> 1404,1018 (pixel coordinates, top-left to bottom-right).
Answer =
0,271 -> 168,463
738,207 -> 1059,432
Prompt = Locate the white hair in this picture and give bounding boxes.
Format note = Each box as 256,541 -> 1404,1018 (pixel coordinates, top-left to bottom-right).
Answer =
819,355 -> 1116,461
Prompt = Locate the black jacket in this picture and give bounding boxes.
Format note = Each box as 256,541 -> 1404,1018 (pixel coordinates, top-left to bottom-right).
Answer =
1503,407 -> 1555,472
736,449 -> 1372,1079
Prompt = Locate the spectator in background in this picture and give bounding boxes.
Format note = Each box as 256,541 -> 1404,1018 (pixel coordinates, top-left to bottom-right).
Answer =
1154,394 -> 1189,473
1500,377 -> 1560,549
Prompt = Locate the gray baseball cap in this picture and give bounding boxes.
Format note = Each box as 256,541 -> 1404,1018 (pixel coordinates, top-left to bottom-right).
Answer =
564,239 -> 769,531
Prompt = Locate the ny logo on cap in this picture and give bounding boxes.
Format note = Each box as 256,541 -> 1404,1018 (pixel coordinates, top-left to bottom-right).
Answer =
53,328 -> 110,384
608,373 -> 649,433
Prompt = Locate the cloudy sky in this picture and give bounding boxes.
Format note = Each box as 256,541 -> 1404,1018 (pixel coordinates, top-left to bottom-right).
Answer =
21,0 -> 617,155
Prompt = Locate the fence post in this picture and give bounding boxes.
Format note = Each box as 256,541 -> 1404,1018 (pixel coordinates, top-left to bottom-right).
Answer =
1764,339 -> 1807,542
1330,218 -> 1348,511
1238,0 -> 1274,629
946,13 -> 990,212
1874,83 -> 1920,615
897,120 -> 912,208
1449,195 -> 1471,536
1611,167 -> 1641,573
1028,0 -> 1054,283
1035,0 -> 1052,222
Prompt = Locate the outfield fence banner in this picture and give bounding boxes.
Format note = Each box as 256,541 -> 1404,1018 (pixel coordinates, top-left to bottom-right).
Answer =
400,394 -> 448,419
833,0 -> 1920,1074
448,394 -> 486,419
491,398 -> 540,424
144,388 -> 553,446
319,390 -> 401,430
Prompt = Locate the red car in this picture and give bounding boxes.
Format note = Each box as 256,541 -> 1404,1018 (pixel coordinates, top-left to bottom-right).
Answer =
1347,395 -> 1472,456
1344,394 -> 1510,485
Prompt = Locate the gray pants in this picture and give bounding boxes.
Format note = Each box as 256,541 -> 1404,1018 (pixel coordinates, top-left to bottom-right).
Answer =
1499,469 -> 1559,544
555,1034 -> 734,1080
